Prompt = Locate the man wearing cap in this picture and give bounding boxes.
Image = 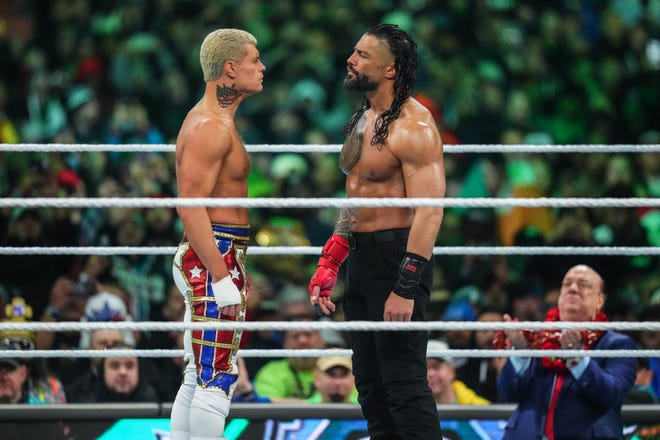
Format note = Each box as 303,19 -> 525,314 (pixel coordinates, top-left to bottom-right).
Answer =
0,343 -> 41,404
2,298 -> 67,405
308,356 -> 359,404
426,340 -> 489,405
253,323 -> 326,402
0,347 -> 28,403
441,299 -> 476,372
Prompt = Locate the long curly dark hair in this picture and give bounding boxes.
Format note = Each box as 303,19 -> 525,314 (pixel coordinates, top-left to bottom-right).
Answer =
343,24 -> 418,147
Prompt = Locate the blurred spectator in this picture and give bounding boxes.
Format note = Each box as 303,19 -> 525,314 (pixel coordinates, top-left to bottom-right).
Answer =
639,304 -> 660,398
454,309 -> 506,402
63,328 -> 126,399
253,317 -> 326,402
624,357 -> 658,404
0,209 -> 78,315
137,284 -> 185,402
78,290 -> 136,348
141,284 -> 184,350
0,342 -> 38,404
68,341 -> 158,403
0,297 -> 66,404
252,216 -> 312,285
279,284 -> 347,349
107,213 -> 169,323
64,85 -> 106,143
496,152 -> 555,247
0,338 -> 66,405
231,356 -> 271,404
47,289 -> 132,382
105,99 -> 164,145
307,356 -> 358,404
241,272 -> 283,378
509,280 -> 544,322
0,81 -> 19,144
18,49 -> 67,143
32,276 -> 92,376
426,339 -> 489,405
438,299 -> 476,371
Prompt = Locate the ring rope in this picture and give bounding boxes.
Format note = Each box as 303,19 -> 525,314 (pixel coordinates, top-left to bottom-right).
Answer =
0,348 -> 657,359
3,144 -> 657,367
3,321 -> 659,332
2,143 -> 660,154
1,246 -> 658,256
1,197 -> 657,209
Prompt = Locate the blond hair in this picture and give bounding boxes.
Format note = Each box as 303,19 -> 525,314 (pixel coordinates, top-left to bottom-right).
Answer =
199,28 -> 257,82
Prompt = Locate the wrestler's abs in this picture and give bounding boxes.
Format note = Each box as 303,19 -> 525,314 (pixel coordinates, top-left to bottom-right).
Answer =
345,160 -> 413,233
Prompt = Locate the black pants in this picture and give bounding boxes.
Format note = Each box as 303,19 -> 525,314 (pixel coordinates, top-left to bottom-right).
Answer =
344,228 -> 442,440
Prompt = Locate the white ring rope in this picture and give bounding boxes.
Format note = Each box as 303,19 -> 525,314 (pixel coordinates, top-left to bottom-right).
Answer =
1,197 -> 658,209
1,348 -> 657,359
2,143 -> 660,153
2,320 -> 659,332
2,144 -> 657,365
1,246 -> 658,256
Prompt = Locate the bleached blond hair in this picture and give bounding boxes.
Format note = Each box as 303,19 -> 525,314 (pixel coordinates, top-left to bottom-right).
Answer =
200,28 -> 257,82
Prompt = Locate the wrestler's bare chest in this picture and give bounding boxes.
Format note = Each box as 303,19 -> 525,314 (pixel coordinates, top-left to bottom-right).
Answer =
223,140 -> 251,179
340,112 -> 400,183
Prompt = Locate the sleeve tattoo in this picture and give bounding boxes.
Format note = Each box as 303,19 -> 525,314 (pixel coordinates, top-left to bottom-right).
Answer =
334,208 -> 350,239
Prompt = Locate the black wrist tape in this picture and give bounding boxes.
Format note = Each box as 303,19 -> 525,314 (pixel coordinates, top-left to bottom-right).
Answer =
392,252 -> 428,300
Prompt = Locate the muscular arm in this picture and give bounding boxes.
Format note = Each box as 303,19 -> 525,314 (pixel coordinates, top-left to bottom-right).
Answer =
382,114 -> 445,321
176,120 -> 231,280
390,117 -> 445,259
308,208 -> 351,315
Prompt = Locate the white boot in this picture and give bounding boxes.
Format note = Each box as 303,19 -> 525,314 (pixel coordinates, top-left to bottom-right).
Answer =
189,387 -> 232,440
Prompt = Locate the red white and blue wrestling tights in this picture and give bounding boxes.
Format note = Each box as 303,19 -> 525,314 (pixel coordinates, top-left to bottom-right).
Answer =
170,223 -> 249,440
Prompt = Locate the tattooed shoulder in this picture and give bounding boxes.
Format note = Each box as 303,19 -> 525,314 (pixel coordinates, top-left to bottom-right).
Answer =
339,113 -> 366,174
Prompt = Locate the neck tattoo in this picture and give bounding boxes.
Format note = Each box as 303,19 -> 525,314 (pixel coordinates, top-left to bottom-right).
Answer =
216,84 -> 241,107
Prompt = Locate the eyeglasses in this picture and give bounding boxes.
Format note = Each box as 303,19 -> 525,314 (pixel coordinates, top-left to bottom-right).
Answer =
1,337 -> 35,351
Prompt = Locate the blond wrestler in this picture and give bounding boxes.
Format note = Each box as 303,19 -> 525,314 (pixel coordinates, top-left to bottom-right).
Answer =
170,28 -> 265,440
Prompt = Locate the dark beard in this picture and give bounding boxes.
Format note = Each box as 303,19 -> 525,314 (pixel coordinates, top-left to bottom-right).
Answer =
343,73 -> 377,92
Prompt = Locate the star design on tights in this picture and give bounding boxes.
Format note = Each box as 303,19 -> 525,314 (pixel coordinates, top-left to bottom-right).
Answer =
189,265 -> 204,279
229,266 -> 241,280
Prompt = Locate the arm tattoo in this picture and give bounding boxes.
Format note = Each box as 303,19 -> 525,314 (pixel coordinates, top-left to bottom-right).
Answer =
216,84 -> 241,107
334,209 -> 351,238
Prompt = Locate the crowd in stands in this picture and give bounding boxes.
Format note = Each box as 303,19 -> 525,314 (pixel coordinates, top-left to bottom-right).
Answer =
0,0 -> 658,427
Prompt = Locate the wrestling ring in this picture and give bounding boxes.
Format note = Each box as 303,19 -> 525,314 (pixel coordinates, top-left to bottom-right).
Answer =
1,142 -> 659,439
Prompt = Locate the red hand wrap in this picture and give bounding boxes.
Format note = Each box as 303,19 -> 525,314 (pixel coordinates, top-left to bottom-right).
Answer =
308,234 -> 350,298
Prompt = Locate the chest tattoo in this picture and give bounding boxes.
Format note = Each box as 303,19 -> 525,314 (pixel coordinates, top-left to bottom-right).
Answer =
339,113 -> 366,174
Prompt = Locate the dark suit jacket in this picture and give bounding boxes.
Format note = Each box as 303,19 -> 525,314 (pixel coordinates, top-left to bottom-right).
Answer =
498,330 -> 637,440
